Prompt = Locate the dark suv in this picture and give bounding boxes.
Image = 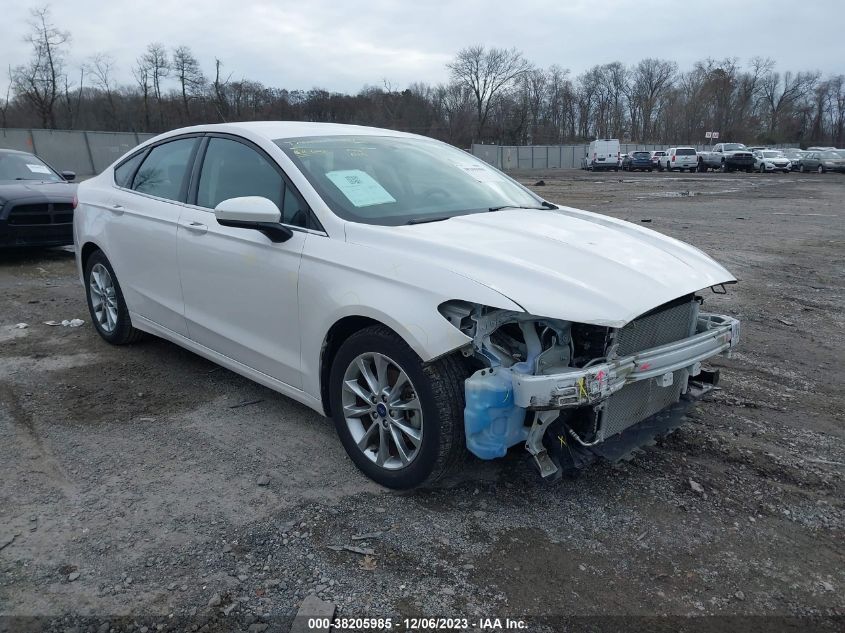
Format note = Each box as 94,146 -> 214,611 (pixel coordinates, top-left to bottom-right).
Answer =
622,151 -> 654,172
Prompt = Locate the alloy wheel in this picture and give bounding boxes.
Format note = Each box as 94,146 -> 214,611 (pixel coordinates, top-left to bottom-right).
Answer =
89,263 -> 118,333
341,352 -> 423,470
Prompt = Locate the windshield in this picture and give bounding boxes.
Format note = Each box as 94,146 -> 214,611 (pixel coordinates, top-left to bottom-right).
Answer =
722,143 -> 747,151
276,135 -> 542,225
0,152 -> 61,182
762,151 -> 784,158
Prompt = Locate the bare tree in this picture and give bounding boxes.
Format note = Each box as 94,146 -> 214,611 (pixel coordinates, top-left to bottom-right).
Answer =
761,69 -> 819,136
11,6 -> 70,128
90,53 -> 118,125
172,46 -> 205,120
132,55 -> 152,130
447,45 -> 532,141
629,58 -> 676,140
61,65 -> 85,128
141,43 -> 170,128
212,58 -> 231,122
0,66 -> 12,128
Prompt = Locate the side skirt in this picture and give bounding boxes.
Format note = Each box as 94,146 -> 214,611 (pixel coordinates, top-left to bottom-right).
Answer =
131,313 -> 325,415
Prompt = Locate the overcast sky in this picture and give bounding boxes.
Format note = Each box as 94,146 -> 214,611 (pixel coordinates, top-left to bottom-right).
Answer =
3,0 -> 843,95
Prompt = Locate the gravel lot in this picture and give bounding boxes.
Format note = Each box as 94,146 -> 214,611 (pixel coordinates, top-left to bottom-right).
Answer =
1,170 -> 843,632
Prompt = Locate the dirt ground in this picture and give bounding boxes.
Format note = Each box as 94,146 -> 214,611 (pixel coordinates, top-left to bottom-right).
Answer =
1,170 -> 843,633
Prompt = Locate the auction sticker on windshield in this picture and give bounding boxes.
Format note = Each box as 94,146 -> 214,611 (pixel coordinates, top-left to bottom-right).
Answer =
450,160 -> 504,183
326,169 -> 396,207
27,164 -> 51,174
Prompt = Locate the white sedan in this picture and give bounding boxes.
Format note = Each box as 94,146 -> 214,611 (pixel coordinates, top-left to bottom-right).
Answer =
75,122 -> 740,488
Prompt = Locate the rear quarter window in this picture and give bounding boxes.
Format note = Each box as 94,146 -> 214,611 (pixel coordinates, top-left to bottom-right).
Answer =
114,152 -> 145,188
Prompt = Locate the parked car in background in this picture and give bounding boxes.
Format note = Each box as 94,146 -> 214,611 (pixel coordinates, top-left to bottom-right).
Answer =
746,146 -> 768,153
658,147 -> 697,172
798,150 -> 845,173
73,121 -> 741,488
586,139 -> 620,171
753,150 -> 792,173
698,143 -> 755,172
0,149 -> 77,249
622,151 -> 653,172
650,150 -> 667,168
780,148 -> 806,170
807,146 -> 836,151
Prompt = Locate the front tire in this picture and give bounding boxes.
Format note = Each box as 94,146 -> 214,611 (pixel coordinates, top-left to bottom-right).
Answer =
84,250 -> 143,345
818,165 -> 825,174
329,325 -> 469,489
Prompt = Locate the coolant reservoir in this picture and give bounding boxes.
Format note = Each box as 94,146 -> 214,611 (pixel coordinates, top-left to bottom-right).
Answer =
464,368 -> 528,459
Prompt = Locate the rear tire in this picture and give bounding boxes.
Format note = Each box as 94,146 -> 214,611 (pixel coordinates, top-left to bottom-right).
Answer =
84,250 -> 144,345
329,325 -> 469,489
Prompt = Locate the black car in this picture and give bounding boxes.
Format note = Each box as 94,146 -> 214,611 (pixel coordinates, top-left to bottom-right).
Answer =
622,150 -> 653,172
0,149 -> 77,248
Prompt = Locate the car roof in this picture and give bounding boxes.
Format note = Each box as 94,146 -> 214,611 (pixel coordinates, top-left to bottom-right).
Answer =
161,121 -> 421,142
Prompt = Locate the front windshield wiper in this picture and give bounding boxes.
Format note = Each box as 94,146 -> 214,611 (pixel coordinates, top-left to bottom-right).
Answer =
488,204 -> 548,212
488,200 -> 557,211
406,216 -> 451,225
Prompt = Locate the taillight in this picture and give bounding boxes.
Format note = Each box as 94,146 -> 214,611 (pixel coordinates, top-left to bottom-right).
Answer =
672,155 -> 676,162
593,152 -> 596,159
72,195 -> 78,209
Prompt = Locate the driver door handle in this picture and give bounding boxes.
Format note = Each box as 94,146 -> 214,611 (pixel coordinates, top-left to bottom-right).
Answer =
180,220 -> 208,235
109,203 -> 125,215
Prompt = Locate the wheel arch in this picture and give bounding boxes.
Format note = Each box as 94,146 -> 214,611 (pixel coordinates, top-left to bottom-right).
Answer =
80,241 -> 103,271
319,315 -> 392,417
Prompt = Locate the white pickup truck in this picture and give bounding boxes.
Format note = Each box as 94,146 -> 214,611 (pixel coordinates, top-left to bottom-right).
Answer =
697,143 -> 756,172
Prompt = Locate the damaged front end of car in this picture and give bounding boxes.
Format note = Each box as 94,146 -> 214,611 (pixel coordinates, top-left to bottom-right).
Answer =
440,293 -> 740,481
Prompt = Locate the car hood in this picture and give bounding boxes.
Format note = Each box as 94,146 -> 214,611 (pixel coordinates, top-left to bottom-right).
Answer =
344,207 -> 736,328
0,180 -> 76,205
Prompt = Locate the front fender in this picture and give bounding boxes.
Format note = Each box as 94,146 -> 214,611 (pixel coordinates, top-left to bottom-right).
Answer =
298,234 -> 522,401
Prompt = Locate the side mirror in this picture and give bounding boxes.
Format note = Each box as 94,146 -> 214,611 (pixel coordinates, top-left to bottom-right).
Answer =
214,196 -> 293,243
61,170 -> 76,181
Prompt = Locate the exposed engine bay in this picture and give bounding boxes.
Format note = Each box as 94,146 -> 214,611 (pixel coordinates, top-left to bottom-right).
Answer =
439,292 -> 740,480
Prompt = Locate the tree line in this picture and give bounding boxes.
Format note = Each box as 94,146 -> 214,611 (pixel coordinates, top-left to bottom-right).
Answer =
3,6 -> 844,148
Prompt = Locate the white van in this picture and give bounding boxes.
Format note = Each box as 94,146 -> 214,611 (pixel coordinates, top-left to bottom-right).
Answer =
587,139 -> 620,171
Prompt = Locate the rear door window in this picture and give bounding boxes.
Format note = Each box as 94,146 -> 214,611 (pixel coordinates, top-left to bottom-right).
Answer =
132,138 -> 198,201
